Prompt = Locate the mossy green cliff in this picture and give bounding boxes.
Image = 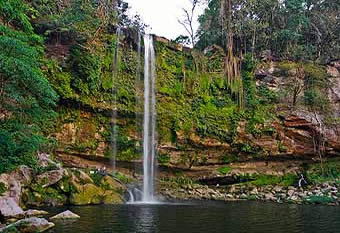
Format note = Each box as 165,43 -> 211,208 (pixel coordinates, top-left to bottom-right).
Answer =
51,34 -> 340,169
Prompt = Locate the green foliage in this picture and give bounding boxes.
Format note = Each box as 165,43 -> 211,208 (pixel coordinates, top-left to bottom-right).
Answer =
217,166 -> 232,175
115,172 -> 133,184
45,60 -> 74,99
306,159 -> 340,184
0,182 -> 7,195
89,172 -> 104,187
303,64 -> 330,113
158,153 -> 170,165
0,0 -> 58,173
161,176 -> 195,186
242,54 -> 258,108
0,0 -> 33,33
0,226 -> 20,233
197,0 -> 339,62
240,174 -> 297,187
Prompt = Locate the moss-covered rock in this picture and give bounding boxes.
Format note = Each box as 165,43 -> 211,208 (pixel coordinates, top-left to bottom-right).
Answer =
100,176 -> 125,192
69,183 -> 103,205
102,190 -> 123,204
24,187 -> 68,207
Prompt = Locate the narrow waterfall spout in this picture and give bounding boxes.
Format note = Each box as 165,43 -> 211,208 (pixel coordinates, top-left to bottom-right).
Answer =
142,34 -> 157,203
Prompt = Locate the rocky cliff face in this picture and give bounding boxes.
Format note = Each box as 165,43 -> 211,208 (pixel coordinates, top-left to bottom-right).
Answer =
250,61 -> 340,158
52,34 -> 340,168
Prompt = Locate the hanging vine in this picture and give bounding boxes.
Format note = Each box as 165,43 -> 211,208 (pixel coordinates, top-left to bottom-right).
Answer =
220,0 -> 243,107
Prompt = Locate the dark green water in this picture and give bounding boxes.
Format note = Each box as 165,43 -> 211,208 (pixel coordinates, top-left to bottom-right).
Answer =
45,201 -> 340,233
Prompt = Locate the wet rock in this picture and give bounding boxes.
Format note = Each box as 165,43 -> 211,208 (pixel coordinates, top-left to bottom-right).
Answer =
50,210 -> 80,220
0,217 -> 54,233
265,193 -> 276,201
274,186 -> 282,193
0,197 -> 24,219
240,193 -> 248,199
24,210 -> 48,218
287,190 -> 295,197
290,195 -> 299,201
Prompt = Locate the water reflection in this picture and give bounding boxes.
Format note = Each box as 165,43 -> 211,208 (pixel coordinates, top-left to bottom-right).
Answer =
44,201 -> 340,233
134,205 -> 158,233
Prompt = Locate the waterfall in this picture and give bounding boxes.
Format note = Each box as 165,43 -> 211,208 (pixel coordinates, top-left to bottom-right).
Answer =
111,27 -> 121,173
142,34 -> 157,202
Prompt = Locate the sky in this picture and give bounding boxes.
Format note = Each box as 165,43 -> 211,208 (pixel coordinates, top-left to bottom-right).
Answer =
125,0 -> 205,40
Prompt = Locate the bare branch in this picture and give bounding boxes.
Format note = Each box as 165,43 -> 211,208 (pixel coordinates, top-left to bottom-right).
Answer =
177,0 -> 200,47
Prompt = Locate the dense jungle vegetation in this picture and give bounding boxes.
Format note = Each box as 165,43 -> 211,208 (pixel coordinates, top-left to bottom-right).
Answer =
0,0 -> 339,173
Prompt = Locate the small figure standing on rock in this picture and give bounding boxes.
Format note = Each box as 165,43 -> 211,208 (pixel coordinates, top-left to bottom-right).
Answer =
298,174 -> 307,188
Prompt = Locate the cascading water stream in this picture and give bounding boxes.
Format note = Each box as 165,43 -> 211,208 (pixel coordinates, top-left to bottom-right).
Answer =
142,34 -> 157,203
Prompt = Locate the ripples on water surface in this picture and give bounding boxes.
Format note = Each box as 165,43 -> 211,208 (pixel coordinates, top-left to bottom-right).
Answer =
45,201 -> 340,233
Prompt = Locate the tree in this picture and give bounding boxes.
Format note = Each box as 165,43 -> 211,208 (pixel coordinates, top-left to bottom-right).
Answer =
197,0 -> 339,62
0,0 -> 58,172
174,35 -> 191,46
178,0 -> 201,47
196,0 -> 224,49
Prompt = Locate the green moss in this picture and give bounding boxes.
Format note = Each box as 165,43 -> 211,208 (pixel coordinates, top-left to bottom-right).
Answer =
26,186 -> 67,206
69,183 -> 103,205
217,166 -> 232,175
278,142 -> 288,153
158,153 -> 170,165
160,176 -> 196,189
115,172 -> 134,184
240,174 -> 297,187
89,172 -> 105,187
58,177 -> 71,193
220,154 -> 238,163
278,61 -> 298,75
0,182 -> 7,195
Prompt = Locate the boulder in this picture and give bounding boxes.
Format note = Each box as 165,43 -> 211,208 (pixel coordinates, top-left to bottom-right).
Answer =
72,169 -> 93,184
100,176 -> 125,192
69,184 -> 103,205
50,210 -> 80,220
0,166 -> 33,204
24,188 -> 68,207
0,217 -> 54,233
23,210 -> 48,218
35,169 -> 65,188
102,190 -> 123,204
37,153 -> 61,169
0,197 -> 24,219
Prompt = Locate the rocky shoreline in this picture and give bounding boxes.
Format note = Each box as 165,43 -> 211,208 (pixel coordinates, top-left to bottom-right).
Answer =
0,154 -> 127,232
160,180 -> 340,205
